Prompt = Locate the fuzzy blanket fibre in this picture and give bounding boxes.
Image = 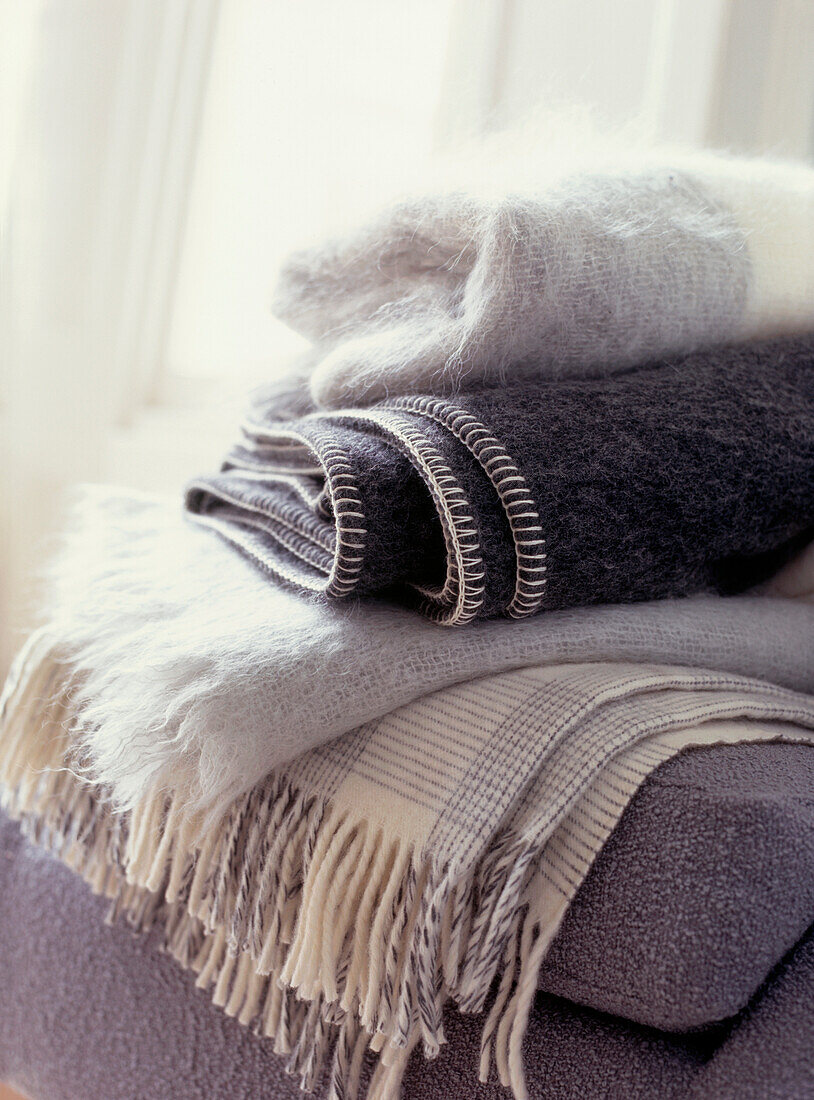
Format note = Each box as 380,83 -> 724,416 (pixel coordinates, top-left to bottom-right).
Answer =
4,638 -> 814,1098
187,337 -> 814,626
272,150 -> 814,408
2,492 -> 814,1098
28,488 -> 814,816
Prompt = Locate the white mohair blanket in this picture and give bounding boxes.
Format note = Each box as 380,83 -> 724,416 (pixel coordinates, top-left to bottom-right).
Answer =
29,487 -> 814,817
271,147 -> 814,408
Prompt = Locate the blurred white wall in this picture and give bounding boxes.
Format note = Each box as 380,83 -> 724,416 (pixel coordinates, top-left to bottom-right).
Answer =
2,2 -> 128,667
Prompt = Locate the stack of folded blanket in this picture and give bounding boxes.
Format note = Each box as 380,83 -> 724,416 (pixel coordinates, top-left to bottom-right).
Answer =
2,148 -> 814,1100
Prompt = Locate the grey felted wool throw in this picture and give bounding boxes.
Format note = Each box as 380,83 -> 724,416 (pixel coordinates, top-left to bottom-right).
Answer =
186,336 -> 814,627
4,633 -> 814,1099
271,149 -> 814,408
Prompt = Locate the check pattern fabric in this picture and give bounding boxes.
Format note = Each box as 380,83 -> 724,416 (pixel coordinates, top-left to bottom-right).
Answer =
3,641 -> 814,1100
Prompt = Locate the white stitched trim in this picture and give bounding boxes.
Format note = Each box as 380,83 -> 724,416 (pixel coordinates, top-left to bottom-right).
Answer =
315,442 -> 368,597
386,397 -> 548,618
199,397 -> 545,621
323,408 -> 486,627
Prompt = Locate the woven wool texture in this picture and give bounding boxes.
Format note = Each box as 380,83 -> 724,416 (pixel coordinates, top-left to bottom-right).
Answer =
187,336 -> 814,627
271,151 -> 814,408
2,493 -> 814,1098
35,488 -> 814,815
3,633 -> 814,1099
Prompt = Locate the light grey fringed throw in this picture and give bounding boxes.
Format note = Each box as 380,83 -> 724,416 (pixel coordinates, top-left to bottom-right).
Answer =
28,488 -> 814,816
1,490 -> 814,1097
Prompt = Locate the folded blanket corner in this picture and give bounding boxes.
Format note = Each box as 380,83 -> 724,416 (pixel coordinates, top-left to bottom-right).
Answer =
186,336 -> 814,627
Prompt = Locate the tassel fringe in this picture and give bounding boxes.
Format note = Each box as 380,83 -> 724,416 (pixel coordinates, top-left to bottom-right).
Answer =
0,636 -> 561,1099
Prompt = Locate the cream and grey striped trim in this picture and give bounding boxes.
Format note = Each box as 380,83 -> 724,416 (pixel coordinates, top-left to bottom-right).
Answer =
6,631 -> 814,1100
192,435 -> 367,600
217,468 -> 324,511
388,396 -> 548,618
238,422 -> 367,598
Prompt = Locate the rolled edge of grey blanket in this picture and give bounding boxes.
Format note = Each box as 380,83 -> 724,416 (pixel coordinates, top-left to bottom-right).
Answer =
186,393 -> 545,626
185,336 -> 814,626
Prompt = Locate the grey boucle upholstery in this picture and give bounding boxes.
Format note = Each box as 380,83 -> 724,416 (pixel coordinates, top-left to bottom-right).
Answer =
3,740 -> 814,1098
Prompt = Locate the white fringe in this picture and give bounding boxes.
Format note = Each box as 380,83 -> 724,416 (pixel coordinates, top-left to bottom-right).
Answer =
0,640 -> 583,1099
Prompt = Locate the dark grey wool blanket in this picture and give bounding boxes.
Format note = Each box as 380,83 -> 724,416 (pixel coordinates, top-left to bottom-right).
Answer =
186,337 -> 814,625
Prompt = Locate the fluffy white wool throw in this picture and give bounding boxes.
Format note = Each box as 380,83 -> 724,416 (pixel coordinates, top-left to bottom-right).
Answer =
3,641 -> 814,1099
271,149 -> 814,407
34,488 -> 814,817
4,488 -> 814,1096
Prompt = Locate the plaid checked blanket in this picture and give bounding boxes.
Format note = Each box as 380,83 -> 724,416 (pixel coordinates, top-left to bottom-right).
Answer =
3,633 -> 814,1098
186,336 -> 814,626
